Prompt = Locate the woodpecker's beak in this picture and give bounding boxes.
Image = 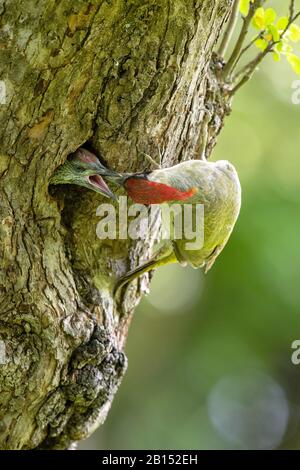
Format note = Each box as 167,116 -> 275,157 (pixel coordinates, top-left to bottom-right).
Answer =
85,174 -> 117,200
92,159 -> 125,183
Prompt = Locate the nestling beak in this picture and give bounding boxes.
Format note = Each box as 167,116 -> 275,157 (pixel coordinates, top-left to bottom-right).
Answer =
86,174 -> 117,200
69,147 -> 123,196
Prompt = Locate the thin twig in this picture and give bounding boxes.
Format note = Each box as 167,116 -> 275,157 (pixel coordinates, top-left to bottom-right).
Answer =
140,152 -> 161,169
290,0 -> 295,19
286,11 -> 300,34
218,0 -> 240,58
231,1 -> 300,96
231,31 -> 265,73
230,45 -> 272,95
293,11 -> 300,23
234,9 -> 300,82
223,0 -> 265,77
231,37 -> 267,82
281,0 -> 298,36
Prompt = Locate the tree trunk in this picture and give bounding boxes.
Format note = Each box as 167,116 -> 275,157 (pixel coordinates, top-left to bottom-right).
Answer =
0,0 -> 233,449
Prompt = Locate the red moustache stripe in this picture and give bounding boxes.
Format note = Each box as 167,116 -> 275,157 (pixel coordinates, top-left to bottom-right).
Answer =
124,177 -> 197,204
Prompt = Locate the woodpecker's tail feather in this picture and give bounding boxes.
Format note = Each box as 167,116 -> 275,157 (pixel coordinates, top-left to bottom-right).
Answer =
114,251 -> 177,296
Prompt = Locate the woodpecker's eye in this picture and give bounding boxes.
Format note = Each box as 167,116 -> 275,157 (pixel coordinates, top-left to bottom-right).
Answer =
73,160 -> 88,172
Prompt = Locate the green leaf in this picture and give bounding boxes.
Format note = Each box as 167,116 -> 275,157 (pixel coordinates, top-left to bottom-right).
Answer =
268,24 -> 280,42
255,38 -> 268,51
289,24 -> 300,42
239,0 -> 251,16
275,41 -> 283,53
286,53 -> 300,76
252,7 -> 266,30
277,17 -> 289,31
264,8 -> 276,26
272,51 -> 281,62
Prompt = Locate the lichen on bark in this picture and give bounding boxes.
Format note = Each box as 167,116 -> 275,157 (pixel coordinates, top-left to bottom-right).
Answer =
0,0 -> 233,449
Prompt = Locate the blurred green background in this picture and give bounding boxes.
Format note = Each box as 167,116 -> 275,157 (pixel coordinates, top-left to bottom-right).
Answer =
81,3 -> 300,450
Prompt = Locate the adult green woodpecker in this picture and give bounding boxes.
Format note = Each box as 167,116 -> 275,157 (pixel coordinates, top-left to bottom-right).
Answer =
50,148 -> 117,199
78,148 -> 242,294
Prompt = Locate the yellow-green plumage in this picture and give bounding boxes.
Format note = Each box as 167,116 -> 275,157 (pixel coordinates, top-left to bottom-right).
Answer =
112,159 -> 242,294
59,149 -> 242,293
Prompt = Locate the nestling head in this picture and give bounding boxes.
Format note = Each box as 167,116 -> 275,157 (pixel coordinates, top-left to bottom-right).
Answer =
50,148 -> 117,199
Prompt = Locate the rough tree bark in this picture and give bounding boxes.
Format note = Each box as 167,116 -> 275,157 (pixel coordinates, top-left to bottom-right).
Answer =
0,0 -> 233,449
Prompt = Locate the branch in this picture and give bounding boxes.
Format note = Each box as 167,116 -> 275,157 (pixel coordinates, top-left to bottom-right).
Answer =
218,0 -> 240,58
231,30 -> 265,72
229,44 -> 271,95
281,0 -> 300,37
222,0 -> 265,77
230,0 -> 300,95
285,7 -> 300,35
290,0 -> 295,20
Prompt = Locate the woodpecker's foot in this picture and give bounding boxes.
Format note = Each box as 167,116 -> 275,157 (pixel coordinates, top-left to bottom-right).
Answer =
139,143 -> 165,170
140,151 -> 161,169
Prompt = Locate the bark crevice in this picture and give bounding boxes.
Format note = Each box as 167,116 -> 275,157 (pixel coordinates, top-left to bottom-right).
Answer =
0,0 -> 233,449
